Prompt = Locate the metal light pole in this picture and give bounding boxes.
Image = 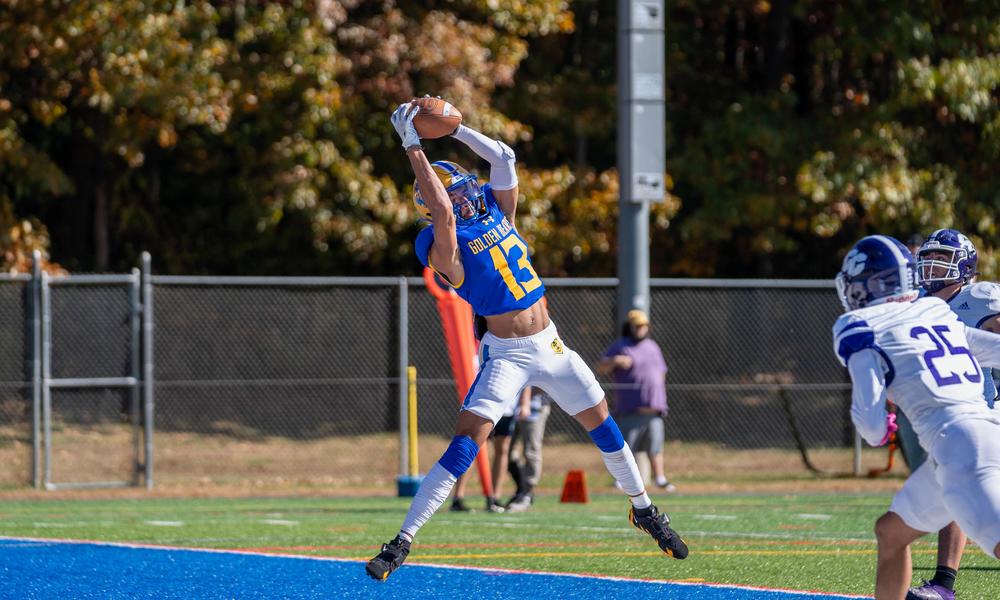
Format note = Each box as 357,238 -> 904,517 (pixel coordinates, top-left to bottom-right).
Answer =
617,0 -> 665,324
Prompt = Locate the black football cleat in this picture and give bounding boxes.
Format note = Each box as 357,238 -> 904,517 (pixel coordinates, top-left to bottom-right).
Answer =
450,497 -> 471,512
365,535 -> 411,581
629,504 -> 689,559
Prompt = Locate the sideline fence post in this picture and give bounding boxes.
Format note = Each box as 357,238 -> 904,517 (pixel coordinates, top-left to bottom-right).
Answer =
129,268 -> 141,485
397,276 -> 409,482
141,252 -> 155,490
30,251 -> 42,489
41,271 -> 52,488
853,431 -> 862,477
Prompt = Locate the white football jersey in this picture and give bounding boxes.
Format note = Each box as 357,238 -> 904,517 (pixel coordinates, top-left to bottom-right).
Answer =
949,281 -> 1000,404
833,296 -> 993,451
950,282 -> 1000,328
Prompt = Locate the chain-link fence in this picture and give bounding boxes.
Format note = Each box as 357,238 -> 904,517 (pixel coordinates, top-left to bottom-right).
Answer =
413,280 -> 849,445
152,277 -> 403,488
0,268 -> 856,491
45,275 -> 142,488
0,276 -> 32,489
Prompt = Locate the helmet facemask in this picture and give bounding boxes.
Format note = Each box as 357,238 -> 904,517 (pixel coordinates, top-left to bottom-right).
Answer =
444,176 -> 486,226
917,245 -> 972,293
836,267 -> 911,311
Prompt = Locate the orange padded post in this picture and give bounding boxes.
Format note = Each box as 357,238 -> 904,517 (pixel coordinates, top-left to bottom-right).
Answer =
560,470 -> 589,503
422,267 -> 493,499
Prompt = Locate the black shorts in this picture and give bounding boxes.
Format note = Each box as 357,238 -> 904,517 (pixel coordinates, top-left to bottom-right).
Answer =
490,415 -> 517,439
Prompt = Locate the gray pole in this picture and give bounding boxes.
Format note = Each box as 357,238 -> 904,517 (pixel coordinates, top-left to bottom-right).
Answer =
30,252 -> 42,488
617,0 -> 665,325
141,252 -> 155,489
617,194 -> 650,321
40,271 -> 52,488
129,269 -> 142,485
853,430 -> 862,477
397,276 -> 409,478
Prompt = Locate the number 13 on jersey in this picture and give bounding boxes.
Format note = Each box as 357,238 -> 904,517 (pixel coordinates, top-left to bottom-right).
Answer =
489,236 -> 541,300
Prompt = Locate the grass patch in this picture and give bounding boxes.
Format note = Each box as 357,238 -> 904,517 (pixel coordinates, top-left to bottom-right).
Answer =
0,494 -> 997,597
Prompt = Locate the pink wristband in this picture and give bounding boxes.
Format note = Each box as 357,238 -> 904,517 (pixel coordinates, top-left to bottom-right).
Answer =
878,412 -> 898,446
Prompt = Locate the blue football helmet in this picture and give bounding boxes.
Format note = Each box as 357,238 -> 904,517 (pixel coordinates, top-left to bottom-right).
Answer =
413,161 -> 486,226
916,228 -> 978,293
836,235 -> 919,311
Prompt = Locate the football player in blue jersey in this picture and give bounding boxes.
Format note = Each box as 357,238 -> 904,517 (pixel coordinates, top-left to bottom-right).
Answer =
832,235 -> 1000,599
366,100 -> 688,581
901,229 -> 1000,600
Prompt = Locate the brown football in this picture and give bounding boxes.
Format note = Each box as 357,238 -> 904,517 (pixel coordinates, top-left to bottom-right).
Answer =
412,97 -> 463,139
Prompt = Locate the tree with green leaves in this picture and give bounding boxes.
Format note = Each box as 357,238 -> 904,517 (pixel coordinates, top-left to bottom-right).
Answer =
659,0 -> 999,278
0,1 -> 996,279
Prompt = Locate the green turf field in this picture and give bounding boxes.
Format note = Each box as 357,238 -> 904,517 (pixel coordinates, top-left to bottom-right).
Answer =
1,493 -> 997,598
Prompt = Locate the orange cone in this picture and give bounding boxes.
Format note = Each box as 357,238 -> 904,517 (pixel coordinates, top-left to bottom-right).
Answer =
559,470 -> 589,503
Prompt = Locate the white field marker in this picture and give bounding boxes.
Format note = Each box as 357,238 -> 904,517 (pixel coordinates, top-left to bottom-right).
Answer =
261,519 -> 298,526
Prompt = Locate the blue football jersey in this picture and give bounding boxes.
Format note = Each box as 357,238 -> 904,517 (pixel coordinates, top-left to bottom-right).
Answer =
415,185 -> 545,316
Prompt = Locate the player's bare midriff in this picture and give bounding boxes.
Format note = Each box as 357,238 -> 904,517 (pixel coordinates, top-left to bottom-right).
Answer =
485,298 -> 550,338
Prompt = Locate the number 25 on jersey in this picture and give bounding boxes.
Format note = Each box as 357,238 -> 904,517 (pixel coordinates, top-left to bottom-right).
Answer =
911,324 -> 981,387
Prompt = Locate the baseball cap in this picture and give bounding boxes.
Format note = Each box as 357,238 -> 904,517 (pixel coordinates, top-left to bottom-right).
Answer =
627,309 -> 650,327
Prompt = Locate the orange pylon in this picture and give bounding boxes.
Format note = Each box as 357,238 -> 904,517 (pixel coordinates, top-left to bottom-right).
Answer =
560,470 -> 589,503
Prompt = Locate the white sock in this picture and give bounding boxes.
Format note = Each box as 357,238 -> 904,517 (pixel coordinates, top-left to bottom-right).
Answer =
399,462 -> 458,539
630,492 -> 653,509
599,442 -> 651,508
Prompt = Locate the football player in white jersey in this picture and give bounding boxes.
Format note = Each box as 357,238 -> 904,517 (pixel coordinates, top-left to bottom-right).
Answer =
902,229 -> 1000,600
832,235 -> 1000,600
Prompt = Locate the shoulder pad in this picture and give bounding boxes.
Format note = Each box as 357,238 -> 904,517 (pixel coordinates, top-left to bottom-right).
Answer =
916,295 -> 947,307
969,282 -> 1000,311
832,314 -> 875,367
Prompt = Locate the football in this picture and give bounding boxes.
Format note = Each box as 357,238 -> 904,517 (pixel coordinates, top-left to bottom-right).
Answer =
412,97 -> 462,139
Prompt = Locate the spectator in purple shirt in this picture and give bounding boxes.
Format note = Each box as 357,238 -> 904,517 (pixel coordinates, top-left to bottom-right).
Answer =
597,309 -> 676,493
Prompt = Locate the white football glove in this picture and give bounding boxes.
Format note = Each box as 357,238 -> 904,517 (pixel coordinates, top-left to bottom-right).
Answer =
390,102 -> 421,150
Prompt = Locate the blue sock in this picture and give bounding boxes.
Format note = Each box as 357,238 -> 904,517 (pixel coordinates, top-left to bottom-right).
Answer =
438,435 -> 479,477
588,416 -> 625,452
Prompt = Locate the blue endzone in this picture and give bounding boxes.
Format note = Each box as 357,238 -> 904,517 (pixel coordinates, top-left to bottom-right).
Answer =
0,538 -> 868,600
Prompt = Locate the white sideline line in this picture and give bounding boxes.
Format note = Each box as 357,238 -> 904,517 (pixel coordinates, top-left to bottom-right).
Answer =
260,519 -> 298,526
31,521 -> 117,528
145,521 -> 184,527
15,515 -> 313,527
0,535 -> 871,599
795,514 -> 833,521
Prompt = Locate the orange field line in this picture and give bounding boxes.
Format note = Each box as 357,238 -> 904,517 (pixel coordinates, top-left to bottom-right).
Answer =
245,536 -> 900,554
